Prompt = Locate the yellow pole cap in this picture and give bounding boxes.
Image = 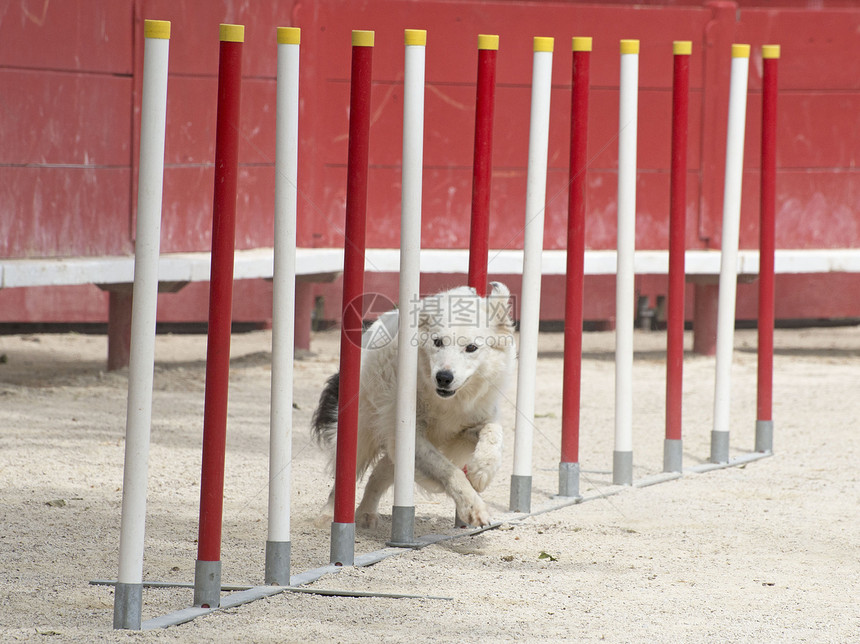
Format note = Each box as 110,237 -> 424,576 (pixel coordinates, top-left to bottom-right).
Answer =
405,29 -> 427,47
673,41 -> 692,56
620,39 -> 639,55
732,43 -> 751,58
478,34 -> 499,50
533,37 -> 553,53
762,44 -> 781,59
220,24 -> 244,43
572,37 -> 592,52
144,19 -> 170,40
277,27 -> 300,45
352,30 -> 375,47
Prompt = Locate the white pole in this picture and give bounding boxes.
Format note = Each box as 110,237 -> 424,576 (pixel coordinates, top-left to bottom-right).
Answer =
114,19 -> 170,631
510,37 -> 554,513
266,27 -> 300,584
614,39 -> 639,486
711,44 -> 750,463
390,29 -> 426,547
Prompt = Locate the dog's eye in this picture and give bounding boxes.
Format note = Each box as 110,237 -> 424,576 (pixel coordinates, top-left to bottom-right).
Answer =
464,343 -> 478,353
433,337 -> 444,348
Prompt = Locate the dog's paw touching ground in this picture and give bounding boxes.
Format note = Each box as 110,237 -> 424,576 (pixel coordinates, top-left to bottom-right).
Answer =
456,492 -> 491,527
357,512 -> 379,530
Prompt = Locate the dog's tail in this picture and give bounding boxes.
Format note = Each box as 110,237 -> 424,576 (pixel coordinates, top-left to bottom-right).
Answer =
311,372 -> 340,446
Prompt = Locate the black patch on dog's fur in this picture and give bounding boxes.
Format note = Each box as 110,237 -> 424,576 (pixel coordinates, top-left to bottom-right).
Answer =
311,372 -> 340,445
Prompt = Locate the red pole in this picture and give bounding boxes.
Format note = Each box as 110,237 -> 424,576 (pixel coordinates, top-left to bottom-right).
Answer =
756,45 -> 779,452
332,31 -> 373,539
468,35 -> 498,297
194,24 -> 243,607
664,42 -> 690,472
560,37 -> 591,492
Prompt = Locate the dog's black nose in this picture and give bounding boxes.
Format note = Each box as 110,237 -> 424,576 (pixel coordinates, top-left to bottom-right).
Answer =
435,370 -> 454,388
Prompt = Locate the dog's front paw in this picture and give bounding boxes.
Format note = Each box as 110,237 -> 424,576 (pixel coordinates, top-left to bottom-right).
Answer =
466,423 -> 503,493
456,492 -> 491,527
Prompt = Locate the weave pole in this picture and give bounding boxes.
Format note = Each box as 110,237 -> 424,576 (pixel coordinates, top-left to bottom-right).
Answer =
756,45 -> 779,454
194,23 -> 244,609
711,44 -> 750,464
390,29 -> 426,548
114,19 -> 170,630
467,34 -> 498,297
559,36 -> 591,498
510,36 -> 554,513
663,41 -> 691,473
265,26 -> 300,586
614,39 -> 639,486
331,30 -> 374,566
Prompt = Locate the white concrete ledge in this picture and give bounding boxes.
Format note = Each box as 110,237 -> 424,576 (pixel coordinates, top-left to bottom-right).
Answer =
2,247 -> 860,290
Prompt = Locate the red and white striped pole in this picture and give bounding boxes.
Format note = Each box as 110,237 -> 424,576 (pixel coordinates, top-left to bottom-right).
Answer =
330,30 -> 373,566
559,36 -> 591,498
756,44 -> 779,454
467,34 -> 498,298
194,23 -> 244,609
664,41 -> 691,473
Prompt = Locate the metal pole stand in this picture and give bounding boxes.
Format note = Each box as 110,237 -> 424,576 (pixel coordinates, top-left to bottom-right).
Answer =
264,541 -> 291,586
388,506 -> 423,548
509,474 -> 533,513
558,462 -> 581,499
193,560 -> 221,608
330,522 -> 356,566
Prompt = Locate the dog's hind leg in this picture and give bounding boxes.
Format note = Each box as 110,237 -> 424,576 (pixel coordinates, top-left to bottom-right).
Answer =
355,455 -> 394,529
314,486 -> 336,529
465,422 -> 504,493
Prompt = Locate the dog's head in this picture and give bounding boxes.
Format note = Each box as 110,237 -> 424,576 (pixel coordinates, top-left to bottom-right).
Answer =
415,282 -> 515,399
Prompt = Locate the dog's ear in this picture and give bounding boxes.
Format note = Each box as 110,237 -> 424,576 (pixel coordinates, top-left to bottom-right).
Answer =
487,282 -> 514,329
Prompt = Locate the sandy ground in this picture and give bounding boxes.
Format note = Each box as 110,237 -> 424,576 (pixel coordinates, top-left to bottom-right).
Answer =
0,324 -> 858,642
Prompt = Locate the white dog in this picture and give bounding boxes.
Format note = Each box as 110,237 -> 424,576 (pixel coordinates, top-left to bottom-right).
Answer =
312,282 -> 516,528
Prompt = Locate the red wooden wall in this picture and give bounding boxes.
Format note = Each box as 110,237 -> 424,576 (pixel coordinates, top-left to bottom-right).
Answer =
1,0 -> 858,325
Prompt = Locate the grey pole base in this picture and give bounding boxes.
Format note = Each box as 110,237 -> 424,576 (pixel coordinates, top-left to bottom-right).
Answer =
509,474 -> 532,513
663,439 -> 683,473
264,540 -> 291,586
558,462 -> 580,498
710,430 -> 730,464
113,581 -> 143,630
613,450 -> 633,486
755,419 -> 774,453
193,559 -> 221,608
388,505 -> 423,548
330,522 -> 355,566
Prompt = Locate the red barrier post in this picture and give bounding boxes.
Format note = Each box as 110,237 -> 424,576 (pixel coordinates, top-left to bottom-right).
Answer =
559,37 -> 591,498
664,41 -> 691,473
467,34 -> 498,297
194,23 -> 243,609
330,30 -> 374,566
756,45 -> 779,453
